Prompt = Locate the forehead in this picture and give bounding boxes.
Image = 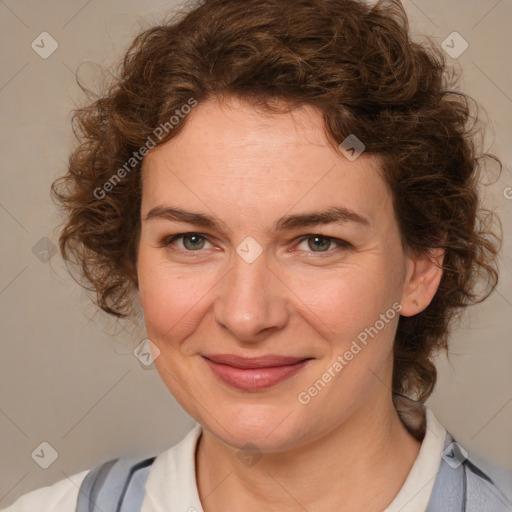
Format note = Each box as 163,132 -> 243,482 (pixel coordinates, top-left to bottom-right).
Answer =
141,97 -> 391,229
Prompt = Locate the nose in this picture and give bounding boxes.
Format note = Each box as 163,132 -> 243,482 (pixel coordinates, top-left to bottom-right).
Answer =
213,251 -> 289,343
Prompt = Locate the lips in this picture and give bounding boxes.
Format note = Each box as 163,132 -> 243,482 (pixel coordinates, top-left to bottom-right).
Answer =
202,354 -> 312,391
203,354 -> 309,368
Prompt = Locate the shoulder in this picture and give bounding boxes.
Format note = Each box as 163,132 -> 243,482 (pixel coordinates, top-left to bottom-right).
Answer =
2,469 -> 89,512
428,430 -> 512,511
465,452 -> 512,506
1,425 -> 202,512
394,396 -> 512,511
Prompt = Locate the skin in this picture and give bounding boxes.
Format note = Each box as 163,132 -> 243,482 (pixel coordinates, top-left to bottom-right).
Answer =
136,95 -> 444,511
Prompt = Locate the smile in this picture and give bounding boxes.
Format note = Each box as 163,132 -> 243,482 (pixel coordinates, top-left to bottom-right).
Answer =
201,354 -> 313,391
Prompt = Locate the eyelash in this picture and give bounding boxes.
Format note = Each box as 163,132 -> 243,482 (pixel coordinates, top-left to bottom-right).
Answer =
162,232 -> 352,258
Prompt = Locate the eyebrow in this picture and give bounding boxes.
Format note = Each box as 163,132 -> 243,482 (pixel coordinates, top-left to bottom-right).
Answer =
144,205 -> 370,232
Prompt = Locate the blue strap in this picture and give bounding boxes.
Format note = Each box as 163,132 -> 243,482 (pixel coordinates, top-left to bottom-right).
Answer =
118,458 -> 156,512
76,455 -> 156,512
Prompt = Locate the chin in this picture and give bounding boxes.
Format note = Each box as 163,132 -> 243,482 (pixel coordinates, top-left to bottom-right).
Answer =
198,402 -> 309,452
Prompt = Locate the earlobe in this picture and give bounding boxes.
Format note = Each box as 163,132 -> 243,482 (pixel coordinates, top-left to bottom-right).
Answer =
400,248 -> 445,317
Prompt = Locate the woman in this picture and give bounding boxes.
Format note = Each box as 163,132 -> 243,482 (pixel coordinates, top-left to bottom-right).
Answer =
3,0 -> 511,510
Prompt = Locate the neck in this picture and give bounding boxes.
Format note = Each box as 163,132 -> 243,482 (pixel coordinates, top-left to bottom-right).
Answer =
195,393 -> 422,512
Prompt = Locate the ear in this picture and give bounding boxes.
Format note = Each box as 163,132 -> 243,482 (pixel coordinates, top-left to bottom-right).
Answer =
399,247 -> 445,317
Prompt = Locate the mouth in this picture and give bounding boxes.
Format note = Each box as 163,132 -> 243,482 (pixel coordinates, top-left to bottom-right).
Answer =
201,354 -> 313,391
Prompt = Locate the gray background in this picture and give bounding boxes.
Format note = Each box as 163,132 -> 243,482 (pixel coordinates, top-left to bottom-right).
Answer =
1,0 -> 511,507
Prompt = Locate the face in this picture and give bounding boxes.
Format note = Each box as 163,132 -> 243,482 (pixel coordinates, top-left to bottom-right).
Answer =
136,96 -> 439,452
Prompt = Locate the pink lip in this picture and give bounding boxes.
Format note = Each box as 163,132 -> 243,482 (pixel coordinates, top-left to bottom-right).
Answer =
202,354 -> 312,391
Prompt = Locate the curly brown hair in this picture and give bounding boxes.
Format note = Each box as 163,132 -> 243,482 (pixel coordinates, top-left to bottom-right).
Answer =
51,0 -> 501,403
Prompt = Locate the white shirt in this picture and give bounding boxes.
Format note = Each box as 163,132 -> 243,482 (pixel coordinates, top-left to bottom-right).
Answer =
2,405 -> 447,512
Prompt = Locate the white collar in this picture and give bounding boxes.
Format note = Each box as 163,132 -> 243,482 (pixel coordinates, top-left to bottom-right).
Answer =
141,404 -> 446,512
384,405 -> 447,511
142,422 -> 203,512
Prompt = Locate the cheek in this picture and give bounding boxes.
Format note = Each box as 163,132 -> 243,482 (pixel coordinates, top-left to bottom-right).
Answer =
290,265 -> 393,337
137,250 -> 216,343
294,270 -> 399,400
